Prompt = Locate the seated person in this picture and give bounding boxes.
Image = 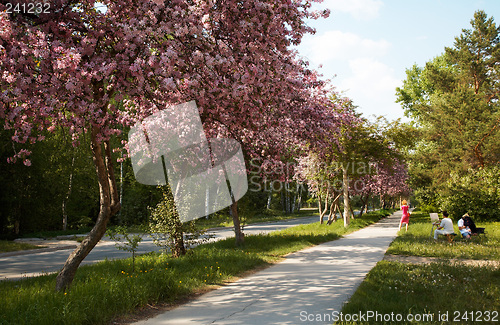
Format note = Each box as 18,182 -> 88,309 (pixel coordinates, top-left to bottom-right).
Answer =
463,213 -> 479,235
434,211 -> 454,240
458,213 -> 472,239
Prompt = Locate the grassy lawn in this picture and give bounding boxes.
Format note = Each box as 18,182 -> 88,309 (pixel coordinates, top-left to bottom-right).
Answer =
0,240 -> 44,253
338,210 -> 500,324
339,261 -> 500,324
0,209 -> 392,325
387,211 -> 500,260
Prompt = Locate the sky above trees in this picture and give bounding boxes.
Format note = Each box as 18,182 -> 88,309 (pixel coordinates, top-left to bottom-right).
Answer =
295,0 -> 500,121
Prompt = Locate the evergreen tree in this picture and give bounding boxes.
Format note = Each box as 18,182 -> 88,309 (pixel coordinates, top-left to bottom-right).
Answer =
396,10 -> 500,219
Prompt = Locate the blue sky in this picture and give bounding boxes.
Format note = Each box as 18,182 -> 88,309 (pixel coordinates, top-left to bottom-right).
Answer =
295,0 -> 500,122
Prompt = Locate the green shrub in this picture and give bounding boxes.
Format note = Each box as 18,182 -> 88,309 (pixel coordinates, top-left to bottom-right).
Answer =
441,167 -> 500,221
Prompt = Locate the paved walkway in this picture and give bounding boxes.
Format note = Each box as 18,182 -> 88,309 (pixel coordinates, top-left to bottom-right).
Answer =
134,211 -> 402,325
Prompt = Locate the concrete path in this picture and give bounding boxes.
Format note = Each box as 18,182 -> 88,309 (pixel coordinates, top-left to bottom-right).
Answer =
134,210 -> 402,325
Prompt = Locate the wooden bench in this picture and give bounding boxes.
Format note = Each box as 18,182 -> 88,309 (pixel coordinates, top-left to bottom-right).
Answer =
475,227 -> 487,237
445,233 -> 457,243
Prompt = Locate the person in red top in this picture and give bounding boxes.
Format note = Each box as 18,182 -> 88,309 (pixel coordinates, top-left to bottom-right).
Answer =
399,200 -> 410,231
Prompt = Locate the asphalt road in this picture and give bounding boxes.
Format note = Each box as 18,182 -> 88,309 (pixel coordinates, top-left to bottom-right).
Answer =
0,215 -> 318,281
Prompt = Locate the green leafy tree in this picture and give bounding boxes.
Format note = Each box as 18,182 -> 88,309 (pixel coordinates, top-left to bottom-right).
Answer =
396,10 -> 500,218
149,186 -> 205,258
442,167 -> 500,220
0,128 -> 98,236
397,11 -> 500,169
106,225 -> 144,272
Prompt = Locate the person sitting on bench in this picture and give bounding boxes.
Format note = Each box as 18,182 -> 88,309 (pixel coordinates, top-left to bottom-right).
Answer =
434,211 -> 454,240
458,213 -> 472,239
462,213 -> 480,235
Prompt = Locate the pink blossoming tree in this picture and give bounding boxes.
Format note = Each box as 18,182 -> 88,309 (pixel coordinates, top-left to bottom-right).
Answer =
296,94 -> 411,226
1,0 -> 336,291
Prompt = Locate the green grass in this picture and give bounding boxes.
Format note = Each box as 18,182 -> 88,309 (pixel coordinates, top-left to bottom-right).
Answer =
387,211 -> 500,260
338,210 -> 500,324
338,261 -> 500,324
0,240 -> 43,253
0,209 -> 392,325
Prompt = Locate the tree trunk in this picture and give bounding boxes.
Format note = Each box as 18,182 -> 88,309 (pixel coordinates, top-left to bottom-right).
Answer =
221,163 -> 244,246
62,154 -> 76,231
285,182 -> 289,214
342,165 -> 350,227
56,128 -> 120,292
281,188 -> 285,213
318,188 -> 329,224
358,192 -> 370,218
172,214 -> 186,257
119,159 -> 123,207
326,201 -> 335,225
327,193 -> 341,225
230,201 -> 244,245
119,126 -> 124,209
296,183 -> 303,212
334,200 -> 342,221
266,189 -> 272,210
205,187 -> 210,219
318,197 -> 323,224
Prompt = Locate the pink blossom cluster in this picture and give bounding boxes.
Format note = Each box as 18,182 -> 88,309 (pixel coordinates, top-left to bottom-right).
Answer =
368,159 -> 411,197
296,149 -> 411,200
